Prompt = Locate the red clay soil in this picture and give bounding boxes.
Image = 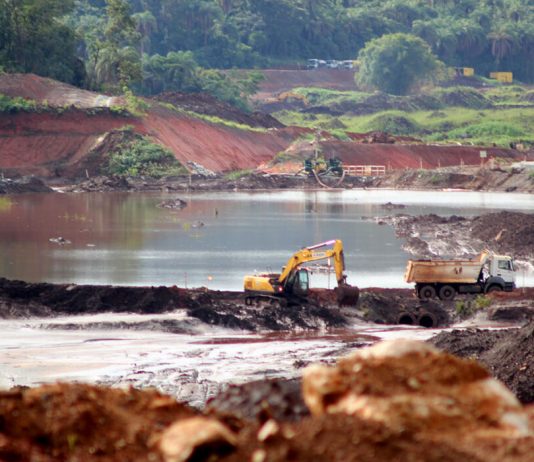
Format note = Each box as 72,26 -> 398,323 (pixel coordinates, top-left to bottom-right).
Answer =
320,139 -> 526,169
136,105 -> 292,173
0,111 -> 132,177
254,69 -> 358,100
0,73 -> 528,179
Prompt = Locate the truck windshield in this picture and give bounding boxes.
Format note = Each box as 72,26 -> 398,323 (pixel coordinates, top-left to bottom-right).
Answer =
498,260 -> 513,271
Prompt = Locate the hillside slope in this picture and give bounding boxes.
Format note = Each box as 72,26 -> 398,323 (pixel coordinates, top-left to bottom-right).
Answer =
0,74 -> 293,178
0,73 -> 529,180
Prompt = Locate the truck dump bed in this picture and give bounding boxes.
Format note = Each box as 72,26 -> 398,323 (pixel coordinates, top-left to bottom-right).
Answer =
404,251 -> 489,284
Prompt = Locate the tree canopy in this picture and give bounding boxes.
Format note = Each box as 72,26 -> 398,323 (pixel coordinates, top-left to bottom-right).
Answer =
357,33 -> 442,95
2,0 -> 534,95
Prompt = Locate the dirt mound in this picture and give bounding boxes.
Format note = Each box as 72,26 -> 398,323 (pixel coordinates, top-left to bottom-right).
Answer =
471,211 -> 534,260
435,87 -> 492,109
0,383 -> 196,461
373,165 -> 534,193
0,176 -> 52,193
357,290 -> 450,328
365,113 -> 421,135
0,278 -> 346,331
430,321 -> 534,403
1,341 -> 532,462
64,173 -> 320,193
380,211 -> 534,263
154,92 -> 284,129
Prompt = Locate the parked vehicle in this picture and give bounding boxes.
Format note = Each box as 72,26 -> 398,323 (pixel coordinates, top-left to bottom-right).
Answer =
405,250 -> 516,300
306,59 -> 327,69
326,60 -> 339,68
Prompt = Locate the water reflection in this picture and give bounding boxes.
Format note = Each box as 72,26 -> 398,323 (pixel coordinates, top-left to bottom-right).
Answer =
0,190 -> 532,288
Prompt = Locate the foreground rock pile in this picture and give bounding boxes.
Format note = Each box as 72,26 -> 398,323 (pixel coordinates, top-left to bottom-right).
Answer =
0,339 -> 532,462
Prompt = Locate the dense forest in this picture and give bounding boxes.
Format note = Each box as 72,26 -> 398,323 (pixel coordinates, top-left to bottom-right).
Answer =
1,0 -> 534,98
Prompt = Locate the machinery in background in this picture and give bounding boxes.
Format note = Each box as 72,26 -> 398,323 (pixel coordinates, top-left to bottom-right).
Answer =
405,249 -> 516,300
303,156 -> 343,177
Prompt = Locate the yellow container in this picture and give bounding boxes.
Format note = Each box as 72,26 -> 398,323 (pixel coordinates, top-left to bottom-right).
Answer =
490,72 -> 513,83
463,67 -> 474,76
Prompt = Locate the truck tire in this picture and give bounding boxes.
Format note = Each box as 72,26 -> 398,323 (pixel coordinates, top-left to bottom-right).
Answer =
438,285 -> 456,301
486,285 -> 502,293
419,285 -> 436,300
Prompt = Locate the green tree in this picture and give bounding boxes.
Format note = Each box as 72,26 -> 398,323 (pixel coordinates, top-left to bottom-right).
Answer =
357,33 -> 443,95
0,0 -> 83,84
85,0 -> 141,92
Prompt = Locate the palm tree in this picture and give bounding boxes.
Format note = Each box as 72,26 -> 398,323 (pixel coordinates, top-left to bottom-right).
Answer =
133,10 -> 157,55
487,28 -> 515,64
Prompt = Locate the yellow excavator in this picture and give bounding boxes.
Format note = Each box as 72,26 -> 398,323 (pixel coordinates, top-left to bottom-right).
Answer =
243,239 -> 359,306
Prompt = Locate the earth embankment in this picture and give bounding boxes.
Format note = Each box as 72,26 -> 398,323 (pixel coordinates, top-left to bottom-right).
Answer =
253,68 -> 358,101
3,73 -> 530,183
0,74 -> 294,178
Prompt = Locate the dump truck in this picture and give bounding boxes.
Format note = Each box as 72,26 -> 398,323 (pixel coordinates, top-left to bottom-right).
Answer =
405,249 -> 516,300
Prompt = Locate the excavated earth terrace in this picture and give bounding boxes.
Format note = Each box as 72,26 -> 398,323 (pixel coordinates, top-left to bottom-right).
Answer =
0,74 -> 532,181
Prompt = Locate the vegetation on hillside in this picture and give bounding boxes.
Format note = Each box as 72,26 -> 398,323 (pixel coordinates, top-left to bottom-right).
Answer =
2,0 -> 534,97
275,85 -> 534,147
107,132 -> 188,177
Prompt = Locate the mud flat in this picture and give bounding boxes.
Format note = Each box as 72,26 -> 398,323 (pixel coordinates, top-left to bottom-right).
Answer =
0,337 -> 532,462
375,210 -> 534,265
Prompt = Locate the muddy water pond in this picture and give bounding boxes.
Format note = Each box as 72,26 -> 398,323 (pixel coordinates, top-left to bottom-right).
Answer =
1,189 -> 533,289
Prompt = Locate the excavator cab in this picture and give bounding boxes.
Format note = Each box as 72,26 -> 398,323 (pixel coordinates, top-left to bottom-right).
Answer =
284,268 -> 310,296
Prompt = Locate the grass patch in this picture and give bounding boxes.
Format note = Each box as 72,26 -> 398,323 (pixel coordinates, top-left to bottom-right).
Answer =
0,94 -> 39,112
186,111 -> 268,132
157,101 -> 267,132
224,169 -> 253,180
0,196 -> 13,212
273,82 -> 534,147
292,87 -> 371,106
447,121 -> 526,146
484,85 -> 526,105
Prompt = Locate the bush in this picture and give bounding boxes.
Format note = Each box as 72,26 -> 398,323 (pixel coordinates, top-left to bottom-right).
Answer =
108,137 -> 187,178
366,113 -> 421,135
0,94 -> 38,113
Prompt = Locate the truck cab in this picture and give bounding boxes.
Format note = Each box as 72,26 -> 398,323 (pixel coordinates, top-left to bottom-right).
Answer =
484,255 -> 516,292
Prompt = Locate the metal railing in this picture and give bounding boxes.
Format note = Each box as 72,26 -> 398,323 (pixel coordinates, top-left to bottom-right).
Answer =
343,165 -> 386,176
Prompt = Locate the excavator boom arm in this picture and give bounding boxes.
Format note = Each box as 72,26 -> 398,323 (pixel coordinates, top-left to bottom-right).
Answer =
278,239 -> 346,285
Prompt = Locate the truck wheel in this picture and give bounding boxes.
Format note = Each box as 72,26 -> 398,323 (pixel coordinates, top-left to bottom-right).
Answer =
486,285 -> 502,293
438,285 -> 456,301
419,285 -> 436,300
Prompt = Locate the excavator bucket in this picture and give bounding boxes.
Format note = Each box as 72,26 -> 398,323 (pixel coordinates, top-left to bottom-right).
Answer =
335,284 -> 360,307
